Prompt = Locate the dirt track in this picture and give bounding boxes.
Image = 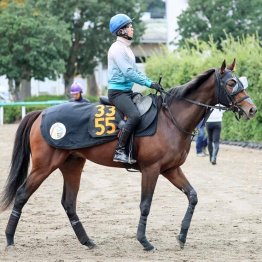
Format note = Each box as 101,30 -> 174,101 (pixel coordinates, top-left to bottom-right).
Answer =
0,124 -> 261,262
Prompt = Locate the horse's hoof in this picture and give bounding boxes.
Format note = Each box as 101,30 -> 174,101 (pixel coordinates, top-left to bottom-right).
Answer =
144,245 -> 156,252
84,239 -> 96,249
148,246 -> 157,252
176,235 -> 185,250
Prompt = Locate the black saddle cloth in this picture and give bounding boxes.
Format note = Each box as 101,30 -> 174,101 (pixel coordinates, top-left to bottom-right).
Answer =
40,95 -> 158,149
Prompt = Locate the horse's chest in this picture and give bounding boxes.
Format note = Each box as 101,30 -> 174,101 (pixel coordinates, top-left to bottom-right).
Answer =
167,142 -> 190,166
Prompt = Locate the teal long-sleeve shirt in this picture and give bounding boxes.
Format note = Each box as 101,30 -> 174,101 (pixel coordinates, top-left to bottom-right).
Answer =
107,37 -> 152,91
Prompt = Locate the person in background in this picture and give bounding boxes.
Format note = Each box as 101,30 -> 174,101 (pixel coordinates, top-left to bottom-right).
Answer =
206,106 -> 224,165
195,119 -> 208,157
69,82 -> 89,103
107,13 -> 162,164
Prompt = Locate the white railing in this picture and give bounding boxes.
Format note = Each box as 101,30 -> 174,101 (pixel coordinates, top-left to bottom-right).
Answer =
0,100 -> 67,125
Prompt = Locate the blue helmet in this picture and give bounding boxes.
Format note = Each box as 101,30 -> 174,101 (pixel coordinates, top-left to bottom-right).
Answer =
109,14 -> 132,35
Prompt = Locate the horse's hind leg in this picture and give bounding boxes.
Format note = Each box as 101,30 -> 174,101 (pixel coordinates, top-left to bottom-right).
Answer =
59,155 -> 95,249
5,150 -> 68,246
162,167 -> 198,249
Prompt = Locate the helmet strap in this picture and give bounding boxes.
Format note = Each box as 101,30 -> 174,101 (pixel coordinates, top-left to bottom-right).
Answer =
117,28 -> 133,40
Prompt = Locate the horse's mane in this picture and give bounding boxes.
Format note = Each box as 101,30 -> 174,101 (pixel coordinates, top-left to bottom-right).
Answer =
166,68 -> 216,105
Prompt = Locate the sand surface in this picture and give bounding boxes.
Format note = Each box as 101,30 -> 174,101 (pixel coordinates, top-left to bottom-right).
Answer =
0,124 -> 261,261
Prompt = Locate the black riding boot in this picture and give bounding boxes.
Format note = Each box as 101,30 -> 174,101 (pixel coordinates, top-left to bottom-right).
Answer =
113,129 -> 136,164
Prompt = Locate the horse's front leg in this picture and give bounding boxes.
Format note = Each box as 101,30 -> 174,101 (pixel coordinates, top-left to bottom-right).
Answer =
162,167 -> 198,249
137,166 -> 159,251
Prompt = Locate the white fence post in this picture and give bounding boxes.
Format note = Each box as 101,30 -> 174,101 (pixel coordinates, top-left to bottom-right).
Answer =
0,100 -> 66,125
22,106 -> 26,119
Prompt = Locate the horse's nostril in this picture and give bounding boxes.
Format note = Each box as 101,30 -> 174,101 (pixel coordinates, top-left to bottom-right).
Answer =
250,107 -> 257,115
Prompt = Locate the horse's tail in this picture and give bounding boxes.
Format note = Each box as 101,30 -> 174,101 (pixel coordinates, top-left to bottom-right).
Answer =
0,110 -> 42,211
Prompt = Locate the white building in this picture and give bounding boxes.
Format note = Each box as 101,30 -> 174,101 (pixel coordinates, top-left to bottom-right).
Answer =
166,0 -> 188,50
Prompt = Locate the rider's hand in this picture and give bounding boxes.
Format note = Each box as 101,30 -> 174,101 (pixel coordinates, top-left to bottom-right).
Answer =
150,82 -> 162,92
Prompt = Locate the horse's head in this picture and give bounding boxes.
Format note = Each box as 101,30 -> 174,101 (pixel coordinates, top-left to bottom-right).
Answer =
216,59 -> 257,120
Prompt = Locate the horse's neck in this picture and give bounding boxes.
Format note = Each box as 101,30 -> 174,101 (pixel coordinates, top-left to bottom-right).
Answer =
169,76 -> 217,134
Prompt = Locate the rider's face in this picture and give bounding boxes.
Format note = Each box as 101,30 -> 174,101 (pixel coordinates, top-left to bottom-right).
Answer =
72,93 -> 81,101
125,24 -> 134,38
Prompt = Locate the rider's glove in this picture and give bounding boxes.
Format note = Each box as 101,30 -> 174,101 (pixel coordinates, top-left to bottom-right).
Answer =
150,82 -> 162,92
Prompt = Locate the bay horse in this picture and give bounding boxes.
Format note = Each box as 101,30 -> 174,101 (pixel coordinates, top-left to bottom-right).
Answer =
0,60 -> 257,251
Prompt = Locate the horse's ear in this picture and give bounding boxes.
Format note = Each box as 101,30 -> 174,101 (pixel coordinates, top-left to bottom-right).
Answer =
227,58 -> 236,71
220,60 -> 226,74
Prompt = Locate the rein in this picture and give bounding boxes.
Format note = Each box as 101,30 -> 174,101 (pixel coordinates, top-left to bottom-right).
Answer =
157,89 -> 197,137
184,98 -> 229,111
164,102 -> 197,136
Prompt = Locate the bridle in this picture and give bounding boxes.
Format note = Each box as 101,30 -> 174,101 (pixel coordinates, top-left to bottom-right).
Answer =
185,69 -> 250,115
214,69 -> 250,118
158,69 -> 250,136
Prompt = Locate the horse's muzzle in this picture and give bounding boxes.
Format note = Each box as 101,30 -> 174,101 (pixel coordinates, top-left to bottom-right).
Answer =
249,106 -> 257,118
242,105 -> 257,120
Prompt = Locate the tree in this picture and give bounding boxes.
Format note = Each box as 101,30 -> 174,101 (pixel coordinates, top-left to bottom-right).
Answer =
38,0 -> 145,95
0,0 -> 24,9
0,1 -> 70,100
177,0 -> 262,47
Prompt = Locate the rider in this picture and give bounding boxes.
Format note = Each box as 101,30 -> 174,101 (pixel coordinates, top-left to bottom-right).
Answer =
108,13 -> 162,164
69,82 -> 90,103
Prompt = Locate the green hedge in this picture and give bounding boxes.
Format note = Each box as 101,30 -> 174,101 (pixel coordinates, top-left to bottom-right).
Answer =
4,106 -> 21,123
145,35 -> 262,142
4,104 -> 57,124
3,94 -> 99,123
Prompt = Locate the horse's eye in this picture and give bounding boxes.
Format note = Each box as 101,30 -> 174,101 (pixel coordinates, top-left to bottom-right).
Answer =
227,81 -> 236,88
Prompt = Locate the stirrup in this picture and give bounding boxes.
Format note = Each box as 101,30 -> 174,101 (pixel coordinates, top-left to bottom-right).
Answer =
113,149 -> 136,164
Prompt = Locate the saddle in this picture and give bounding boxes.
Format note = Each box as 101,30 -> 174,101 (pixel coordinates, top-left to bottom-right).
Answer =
98,93 -> 155,132
100,92 -> 152,116
40,93 -> 158,150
